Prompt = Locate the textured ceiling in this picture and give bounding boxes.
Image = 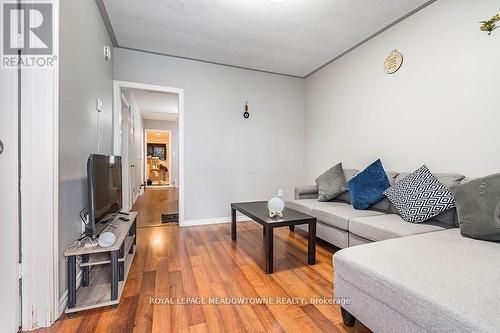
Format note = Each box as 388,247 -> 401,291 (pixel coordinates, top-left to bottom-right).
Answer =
103,0 -> 432,77
129,89 -> 179,122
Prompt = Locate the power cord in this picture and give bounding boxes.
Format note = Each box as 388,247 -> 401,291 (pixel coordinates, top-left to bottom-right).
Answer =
96,109 -> 102,154
79,206 -> 89,225
64,237 -> 98,261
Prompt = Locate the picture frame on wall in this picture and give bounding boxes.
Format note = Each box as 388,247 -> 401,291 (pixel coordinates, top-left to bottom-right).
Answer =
147,143 -> 167,161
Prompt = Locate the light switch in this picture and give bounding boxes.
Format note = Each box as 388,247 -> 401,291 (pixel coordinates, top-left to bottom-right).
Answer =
104,46 -> 112,61
96,98 -> 104,112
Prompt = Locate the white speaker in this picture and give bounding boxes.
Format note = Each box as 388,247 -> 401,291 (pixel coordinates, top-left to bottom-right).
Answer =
98,231 -> 116,248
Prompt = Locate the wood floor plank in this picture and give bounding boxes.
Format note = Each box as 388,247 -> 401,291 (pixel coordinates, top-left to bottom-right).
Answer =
133,271 -> 156,333
110,295 -> 139,333
152,257 -> 171,333
169,270 -> 191,333
74,310 -> 101,333
178,240 -> 206,327
209,281 -> 246,333
92,308 -> 113,333
191,262 -> 226,333
301,304 -> 341,333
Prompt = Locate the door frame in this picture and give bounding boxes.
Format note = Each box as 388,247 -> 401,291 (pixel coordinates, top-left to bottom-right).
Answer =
113,80 -> 185,223
0,47 -> 21,333
18,0 -> 60,329
144,129 -> 172,186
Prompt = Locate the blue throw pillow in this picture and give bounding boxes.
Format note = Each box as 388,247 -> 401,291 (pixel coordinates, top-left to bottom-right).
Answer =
348,159 -> 390,210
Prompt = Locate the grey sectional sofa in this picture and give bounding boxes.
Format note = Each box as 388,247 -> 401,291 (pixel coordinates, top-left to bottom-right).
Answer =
286,169 -> 500,332
286,169 -> 462,249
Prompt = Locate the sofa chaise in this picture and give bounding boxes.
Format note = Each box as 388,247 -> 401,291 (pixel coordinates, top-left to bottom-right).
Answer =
334,228 -> 500,332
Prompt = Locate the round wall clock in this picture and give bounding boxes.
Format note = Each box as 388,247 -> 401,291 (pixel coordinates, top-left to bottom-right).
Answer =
383,50 -> 403,74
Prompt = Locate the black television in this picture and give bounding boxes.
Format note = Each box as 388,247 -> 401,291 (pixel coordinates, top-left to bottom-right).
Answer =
86,154 -> 123,238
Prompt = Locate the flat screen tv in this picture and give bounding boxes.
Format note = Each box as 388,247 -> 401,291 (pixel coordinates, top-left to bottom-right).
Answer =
86,154 -> 122,238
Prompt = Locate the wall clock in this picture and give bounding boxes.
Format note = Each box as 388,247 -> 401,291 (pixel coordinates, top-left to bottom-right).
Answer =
384,50 -> 403,74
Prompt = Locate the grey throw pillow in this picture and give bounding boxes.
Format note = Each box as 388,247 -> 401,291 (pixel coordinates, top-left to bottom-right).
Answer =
335,169 -> 359,203
451,173 -> 500,241
315,163 -> 348,202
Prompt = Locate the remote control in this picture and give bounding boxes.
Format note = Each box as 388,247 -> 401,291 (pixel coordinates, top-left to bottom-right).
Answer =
119,216 -> 130,221
117,212 -> 130,216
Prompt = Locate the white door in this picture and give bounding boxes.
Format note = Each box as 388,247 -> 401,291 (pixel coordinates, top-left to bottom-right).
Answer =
129,112 -> 136,205
121,105 -> 131,210
0,70 -> 21,330
121,104 -> 136,211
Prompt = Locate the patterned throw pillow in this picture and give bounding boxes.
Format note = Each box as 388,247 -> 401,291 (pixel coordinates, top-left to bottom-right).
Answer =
384,165 -> 456,223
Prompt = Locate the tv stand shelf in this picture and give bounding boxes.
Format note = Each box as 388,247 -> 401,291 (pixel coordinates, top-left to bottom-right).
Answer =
64,212 -> 138,315
79,235 -> 135,267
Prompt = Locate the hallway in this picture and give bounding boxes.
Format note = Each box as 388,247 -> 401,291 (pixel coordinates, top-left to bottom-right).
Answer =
134,188 -> 179,228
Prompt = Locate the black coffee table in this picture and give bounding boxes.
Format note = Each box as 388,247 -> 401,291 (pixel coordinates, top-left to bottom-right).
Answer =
231,201 -> 317,274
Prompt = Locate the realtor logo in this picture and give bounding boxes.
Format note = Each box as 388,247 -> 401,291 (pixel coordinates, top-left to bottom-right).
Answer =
2,1 -> 55,68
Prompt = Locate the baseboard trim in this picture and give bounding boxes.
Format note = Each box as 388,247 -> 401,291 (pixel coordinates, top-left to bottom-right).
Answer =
58,270 -> 83,317
181,215 -> 250,227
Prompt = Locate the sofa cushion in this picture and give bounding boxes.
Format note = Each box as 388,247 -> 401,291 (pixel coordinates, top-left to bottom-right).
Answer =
334,229 -> 500,332
335,169 -> 359,204
349,214 -> 451,242
312,202 -> 383,231
384,165 -> 456,223
315,162 -> 348,202
348,159 -> 391,210
294,185 -> 318,200
369,171 -> 399,213
451,172 -> 500,241
435,172 -> 466,188
431,173 -> 465,227
285,199 -> 317,215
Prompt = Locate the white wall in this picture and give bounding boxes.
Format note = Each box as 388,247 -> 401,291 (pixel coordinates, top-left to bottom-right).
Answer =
143,119 -> 180,184
114,48 -> 305,221
58,0 -> 113,298
304,0 -> 500,181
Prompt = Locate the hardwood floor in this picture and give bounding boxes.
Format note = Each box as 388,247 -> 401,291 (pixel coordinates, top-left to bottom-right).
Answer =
36,189 -> 371,333
135,187 -> 179,228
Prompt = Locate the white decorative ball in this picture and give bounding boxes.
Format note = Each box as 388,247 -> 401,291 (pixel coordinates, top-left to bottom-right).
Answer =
98,231 -> 116,248
268,197 -> 285,216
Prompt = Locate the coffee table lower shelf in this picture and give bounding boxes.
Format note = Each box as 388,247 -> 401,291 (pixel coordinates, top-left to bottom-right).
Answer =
65,246 -> 135,313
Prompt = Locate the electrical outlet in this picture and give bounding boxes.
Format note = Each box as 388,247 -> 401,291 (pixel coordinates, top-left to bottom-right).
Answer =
278,189 -> 284,197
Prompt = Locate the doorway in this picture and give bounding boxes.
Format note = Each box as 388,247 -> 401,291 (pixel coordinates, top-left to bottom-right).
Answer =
113,81 -> 184,225
145,129 -> 172,187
